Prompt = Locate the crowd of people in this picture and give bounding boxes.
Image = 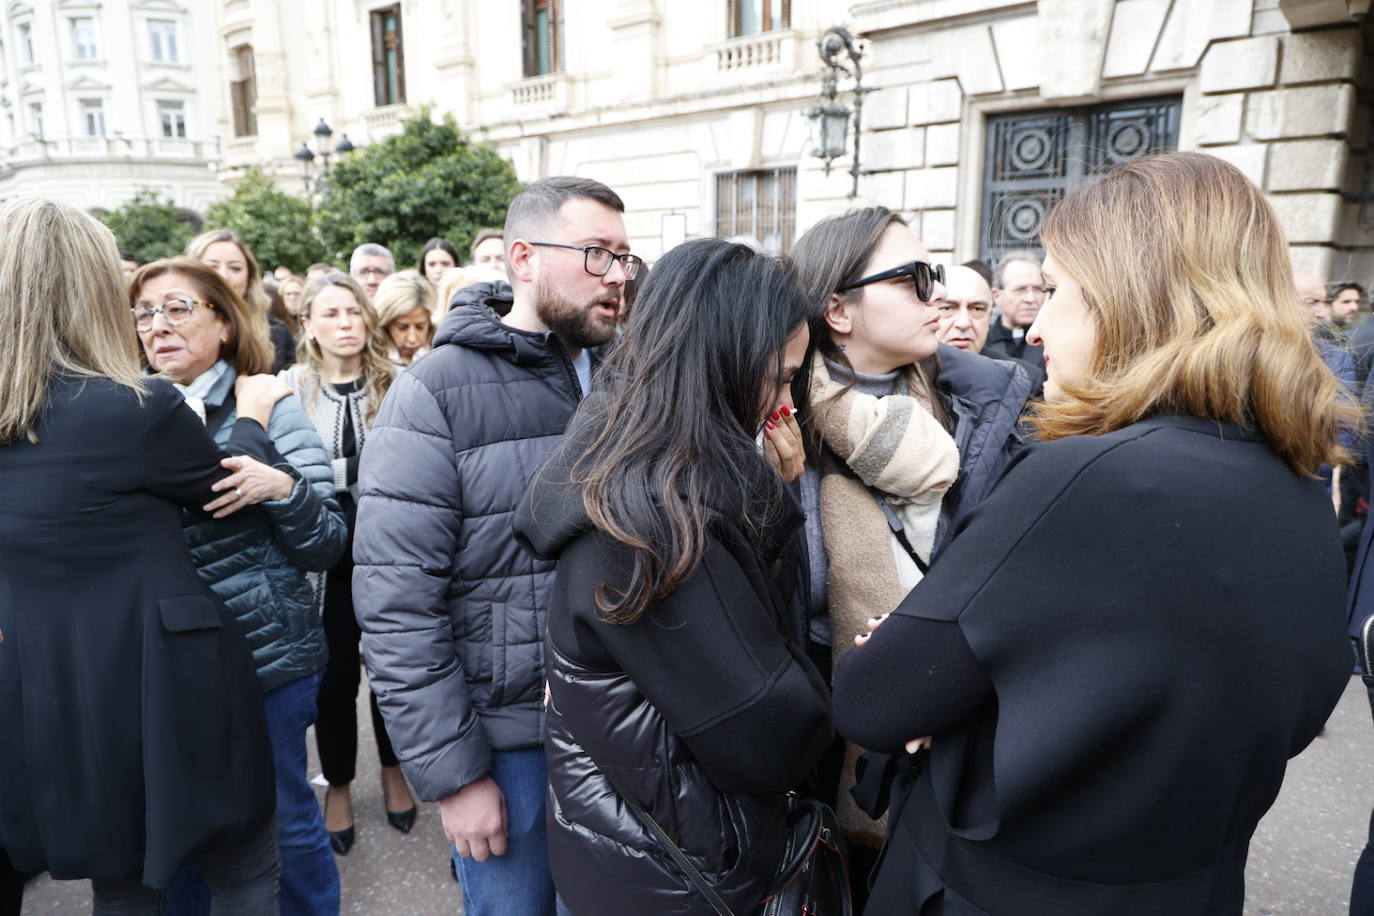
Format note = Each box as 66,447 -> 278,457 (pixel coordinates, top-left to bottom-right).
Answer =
0,149 -> 1370,916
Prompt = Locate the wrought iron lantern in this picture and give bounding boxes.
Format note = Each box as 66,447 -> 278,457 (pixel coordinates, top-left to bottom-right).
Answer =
804,26 -> 867,198
294,119 -> 355,193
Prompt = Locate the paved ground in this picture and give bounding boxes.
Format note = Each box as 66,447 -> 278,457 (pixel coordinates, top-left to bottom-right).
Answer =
21,674 -> 1374,914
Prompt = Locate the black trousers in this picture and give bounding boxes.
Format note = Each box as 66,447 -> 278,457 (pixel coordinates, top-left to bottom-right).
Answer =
314,571 -> 398,786
0,849 -> 23,916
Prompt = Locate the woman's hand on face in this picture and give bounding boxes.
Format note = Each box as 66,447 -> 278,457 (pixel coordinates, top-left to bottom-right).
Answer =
205,455 -> 295,518
853,613 -> 932,754
234,374 -> 293,429
763,405 -> 805,483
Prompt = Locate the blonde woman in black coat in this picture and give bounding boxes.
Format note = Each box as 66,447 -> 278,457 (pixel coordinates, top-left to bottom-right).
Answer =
0,200 -> 285,913
834,152 -> 1355,915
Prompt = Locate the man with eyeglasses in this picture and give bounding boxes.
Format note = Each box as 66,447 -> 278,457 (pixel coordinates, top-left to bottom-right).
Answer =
349,243 -> 395,297
354,176 -> 637,916
983,252 -> 1046,366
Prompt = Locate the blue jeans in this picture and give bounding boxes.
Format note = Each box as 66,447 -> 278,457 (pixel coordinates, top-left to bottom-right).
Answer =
167,671 -> 339,916
450,748 -> 556,916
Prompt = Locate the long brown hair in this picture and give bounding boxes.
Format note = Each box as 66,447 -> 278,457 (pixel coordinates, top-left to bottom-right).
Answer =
1032,151 -> 1357,475
0,198 -> 146,444
296,272 -> 396,427
129,258 -> 275,376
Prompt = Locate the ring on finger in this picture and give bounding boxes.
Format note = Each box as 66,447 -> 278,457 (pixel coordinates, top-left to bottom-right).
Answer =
234,487 -> 244,500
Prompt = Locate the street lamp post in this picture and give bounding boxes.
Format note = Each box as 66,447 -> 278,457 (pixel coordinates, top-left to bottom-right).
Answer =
294,118 -> 355,193
804,26 -> 869,199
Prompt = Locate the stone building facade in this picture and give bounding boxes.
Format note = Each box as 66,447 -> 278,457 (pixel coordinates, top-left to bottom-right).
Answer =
213,0 -> 1373,281
0,0 -> 228,210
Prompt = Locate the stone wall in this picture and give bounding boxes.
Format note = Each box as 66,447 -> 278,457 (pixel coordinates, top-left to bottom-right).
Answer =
1196,17 -> 1372,281
849,0 -> 1374,283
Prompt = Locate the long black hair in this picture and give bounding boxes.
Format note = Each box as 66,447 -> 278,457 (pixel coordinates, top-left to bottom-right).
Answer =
564,238 -> 814,623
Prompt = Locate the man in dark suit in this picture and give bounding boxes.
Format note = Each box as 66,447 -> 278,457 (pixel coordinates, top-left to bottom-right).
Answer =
983,252 -> 1046,366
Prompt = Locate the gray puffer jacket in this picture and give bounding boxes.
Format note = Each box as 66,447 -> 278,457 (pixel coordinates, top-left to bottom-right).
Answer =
353,302 -> 596,802
181,366 -> 347,692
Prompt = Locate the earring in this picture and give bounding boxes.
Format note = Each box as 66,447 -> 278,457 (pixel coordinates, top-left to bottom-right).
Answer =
220,335 -> 228,343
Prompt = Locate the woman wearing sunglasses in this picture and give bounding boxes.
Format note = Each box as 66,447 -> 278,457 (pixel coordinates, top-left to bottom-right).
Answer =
788,207 -> 1037,891
834,152 -> 1353,914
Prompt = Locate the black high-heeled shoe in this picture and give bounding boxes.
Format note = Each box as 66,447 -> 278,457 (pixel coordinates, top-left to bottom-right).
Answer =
328,825 -> 355,855
382,767 -> 417,834
324,789 -> 355,855
386,806 -> 417,834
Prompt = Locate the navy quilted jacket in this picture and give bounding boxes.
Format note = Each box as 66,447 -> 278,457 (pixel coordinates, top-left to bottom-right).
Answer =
180,367 -> 346,693
353,302 -> 594,802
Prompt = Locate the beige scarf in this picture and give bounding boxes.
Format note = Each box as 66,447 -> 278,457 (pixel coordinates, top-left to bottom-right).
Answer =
811,354 -> 959,845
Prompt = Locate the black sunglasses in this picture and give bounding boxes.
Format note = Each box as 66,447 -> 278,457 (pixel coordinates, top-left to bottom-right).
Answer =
839,261 -> 946,302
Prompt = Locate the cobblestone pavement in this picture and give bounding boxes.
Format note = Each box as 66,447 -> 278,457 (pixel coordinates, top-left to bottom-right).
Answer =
21,674 -> 1374,914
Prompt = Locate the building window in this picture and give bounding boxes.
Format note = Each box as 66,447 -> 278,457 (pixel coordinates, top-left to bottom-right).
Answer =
728,0 -> 789,37
18,23 -> 33,65
521,0 -> 562,77
158,100 -> 186,138
716,167 -> 797,256
149,19 -> 179,62
229,44 -> 257,137
28,101 -> 42,140
80,98 -> 106,137
71,17 -> 99,60
979,96 -> 1181,263
370,5 -> 406,106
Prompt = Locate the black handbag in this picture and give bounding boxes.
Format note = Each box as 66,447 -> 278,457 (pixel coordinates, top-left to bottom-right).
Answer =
1356,615 -> 1374,727
624,793 -> 853,916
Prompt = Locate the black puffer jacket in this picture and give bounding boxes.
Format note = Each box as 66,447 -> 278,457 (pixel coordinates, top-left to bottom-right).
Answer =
448,279 -> 514,317
515,438 -> 833,915
353,302 -> 596,802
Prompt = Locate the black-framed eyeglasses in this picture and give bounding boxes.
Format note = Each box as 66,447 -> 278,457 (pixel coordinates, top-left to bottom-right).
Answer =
840,261 -> 946,302
529,242 -> 644,280
131,298 -> 215,332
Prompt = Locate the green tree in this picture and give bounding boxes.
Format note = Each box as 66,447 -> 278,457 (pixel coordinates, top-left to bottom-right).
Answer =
98,189 -> 200,262
316,108 -> 521,270
204,167 -> 325,274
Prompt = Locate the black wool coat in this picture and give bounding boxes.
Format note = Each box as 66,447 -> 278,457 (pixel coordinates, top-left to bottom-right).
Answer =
835,415 -> 1351,915
0,377 -> 274,887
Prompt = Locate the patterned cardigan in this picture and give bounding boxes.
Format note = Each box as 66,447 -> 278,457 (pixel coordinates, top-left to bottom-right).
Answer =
277,365 -> 373,502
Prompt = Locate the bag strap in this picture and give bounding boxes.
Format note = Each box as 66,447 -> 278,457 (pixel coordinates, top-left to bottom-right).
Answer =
1358,615 -> 1374,728
623,797 -> 734,916
870,490 -> 930,576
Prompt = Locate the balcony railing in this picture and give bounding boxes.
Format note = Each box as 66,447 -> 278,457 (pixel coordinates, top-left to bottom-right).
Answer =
364,104 -> 411,135
508,73 -> 569,111
1,136 -> 214,163
713,29 -> 796,73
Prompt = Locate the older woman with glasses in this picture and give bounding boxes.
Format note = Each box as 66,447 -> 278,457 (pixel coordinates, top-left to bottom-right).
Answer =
131,257 -> 348,916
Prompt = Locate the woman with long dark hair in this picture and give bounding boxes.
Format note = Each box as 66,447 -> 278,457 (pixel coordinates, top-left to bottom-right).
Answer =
787,207 -> 1035,875
514,239 -> 833,914
834,152 -> 1353,914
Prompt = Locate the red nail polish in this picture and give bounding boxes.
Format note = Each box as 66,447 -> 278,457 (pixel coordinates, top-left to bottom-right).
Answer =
766,420 -> 775,430
781,405 -> 791,417
771,410 -> 780,421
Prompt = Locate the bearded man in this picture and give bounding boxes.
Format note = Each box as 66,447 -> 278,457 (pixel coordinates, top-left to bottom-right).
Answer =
354,176 -> 639,916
